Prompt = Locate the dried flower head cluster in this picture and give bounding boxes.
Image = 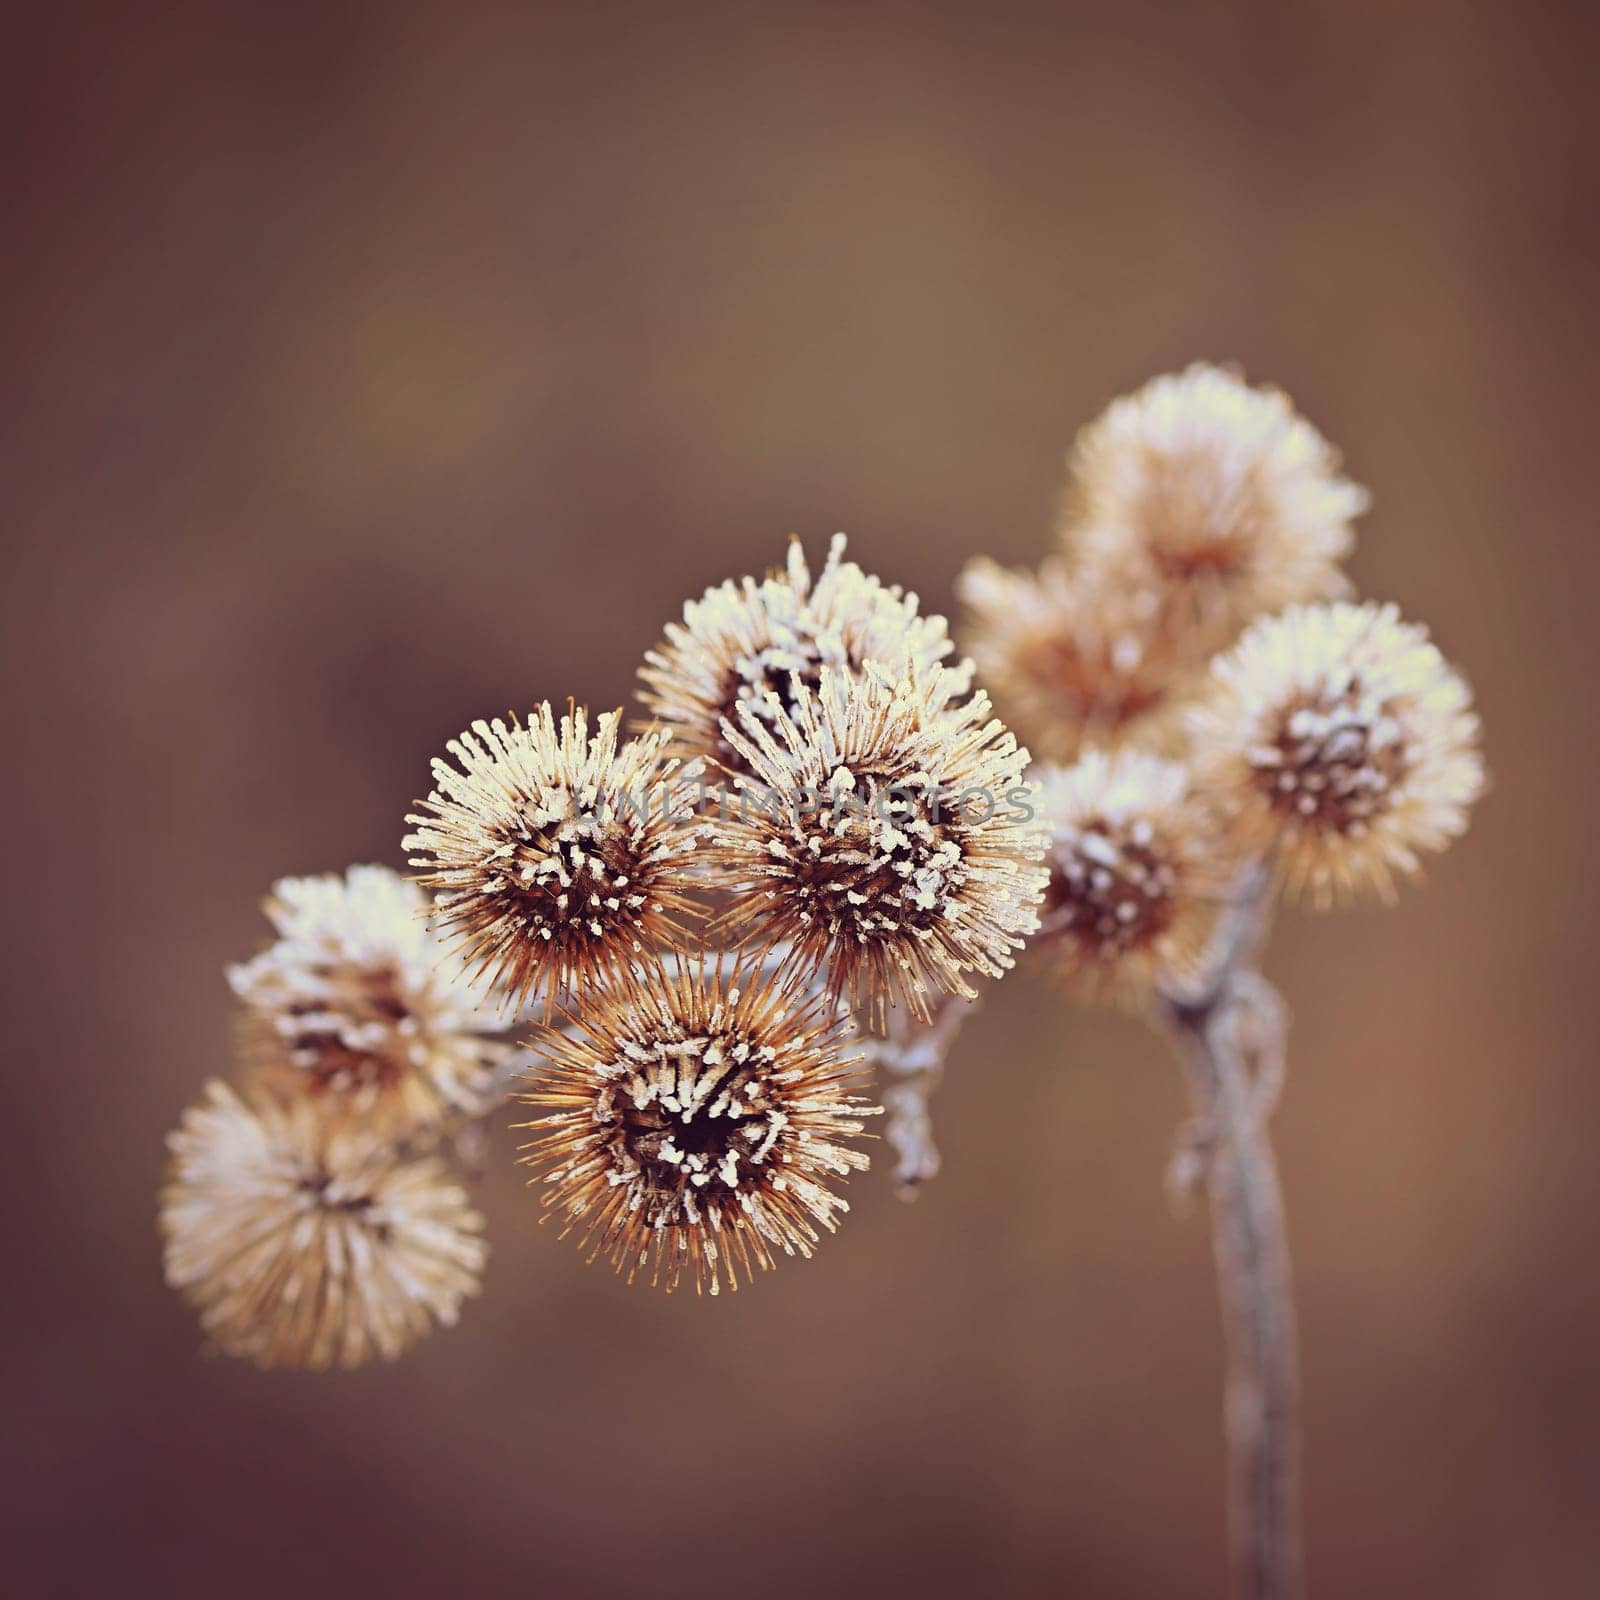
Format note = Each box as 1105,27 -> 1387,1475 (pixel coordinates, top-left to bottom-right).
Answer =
959,365 -> 1373,766
1189,601 -> 1484,907
229,865 -> 513,1131
405,706 -> 701,1011
1035,750 -> 1228,1005
162,534 -> 1047,1346
164,370 -> 1485,1357
518,958 -> 874,1294
161,1082 -> 486,1368
956,363 -> 1480,1002
702,662 -> 1048,1028
640,532 -> 965,774
1063,363 -> 1369,643
163,865 -> 507,1365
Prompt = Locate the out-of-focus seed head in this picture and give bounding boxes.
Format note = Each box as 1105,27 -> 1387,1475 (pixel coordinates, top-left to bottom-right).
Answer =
161,1082 -> 486,1368
956,554 -> 1193,762
1063,364 -> 1368,649
1034,749 -> 1230,1005
1188,601 -> 1485,907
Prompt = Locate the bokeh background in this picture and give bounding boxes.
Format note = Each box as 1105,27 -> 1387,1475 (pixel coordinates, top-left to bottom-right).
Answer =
7,3 -> 1597,1595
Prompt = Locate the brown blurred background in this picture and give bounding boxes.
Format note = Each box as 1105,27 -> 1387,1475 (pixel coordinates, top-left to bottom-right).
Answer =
5,2 -> 1596,1595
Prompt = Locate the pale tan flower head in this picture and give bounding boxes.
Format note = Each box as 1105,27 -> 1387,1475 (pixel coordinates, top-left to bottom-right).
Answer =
228,864 -> 513,1133
700,662 -> 1048,1030
1034,749 -> 1230,1005
639,533 -> 967,775
161,1081 -> 486,1368
1063,364 -> 1368,645
517,956 -> 876,1295
1188,601 -> 1485,907
404,706 -> 701,1010
956,554 -> 1192,762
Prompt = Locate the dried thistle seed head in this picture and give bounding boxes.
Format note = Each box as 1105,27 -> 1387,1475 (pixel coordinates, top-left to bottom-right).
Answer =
1063,364 -> 1369,645
228,864 -> 513,1133
956,554 -> 1193,763
1188,601 -> 1485,908
638,532 -> 967,775
160,1081 -> 486,1369
517,958 -> 876,1295
404,706 -> 702,1010
701,663 -> 1049,1029
1034,749 -> 1229,1006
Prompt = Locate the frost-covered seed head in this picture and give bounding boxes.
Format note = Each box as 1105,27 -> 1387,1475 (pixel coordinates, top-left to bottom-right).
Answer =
1035,749 -> 1229,1004
1063,364 -> 1368,648
228,864 -> 513,1131
517,958 -> 876,1295
700,662 -> 1048,1030
639,533 -> 967,775
161,1082 -> 486,1368
405,706 -> 702,1009
1188,601 -> 1485,907
956,554 -> 1192,762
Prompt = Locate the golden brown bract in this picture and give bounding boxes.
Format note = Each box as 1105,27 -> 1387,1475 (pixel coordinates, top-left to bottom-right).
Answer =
161,1082 -> 486,1369
1188,602 -> 1485,907
404,706 -> 703,1012
516,958 -> 875,1295
698,662 -> 1048,1030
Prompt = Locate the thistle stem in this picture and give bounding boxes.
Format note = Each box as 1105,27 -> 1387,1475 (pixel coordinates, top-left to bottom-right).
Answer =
868,991 -> 977,1196
1162,864 -> 1302,1600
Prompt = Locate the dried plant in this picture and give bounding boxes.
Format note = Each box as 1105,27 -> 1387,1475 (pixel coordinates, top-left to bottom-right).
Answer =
639,530 -> 965,774
955,553 -> 1191,761
701,660 -> 1048,1028
163,365 -> 1484,1600
161,1081 -> 486,1369
1064,362 -> 1369,649
1033,748 -> 1229,1005
404,705 -> 702,1011
516,955 -> 875,1295
1189,599 -> 1484,907
229,865 -> 514,1132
